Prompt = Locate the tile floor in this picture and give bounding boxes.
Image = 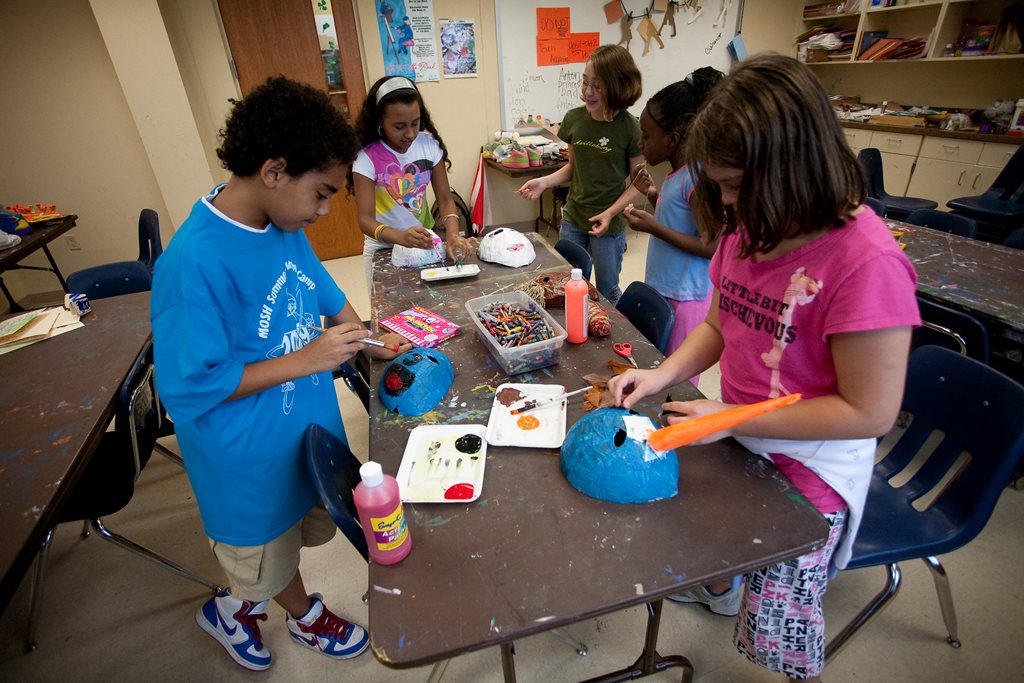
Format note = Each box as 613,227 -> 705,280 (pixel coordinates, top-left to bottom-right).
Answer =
2,229 -> 1022,682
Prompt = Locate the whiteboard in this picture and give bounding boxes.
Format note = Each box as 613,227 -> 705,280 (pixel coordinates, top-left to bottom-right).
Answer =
496,0 -> 742,130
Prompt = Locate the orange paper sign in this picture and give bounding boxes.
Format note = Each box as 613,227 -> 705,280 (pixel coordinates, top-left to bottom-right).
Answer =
537,8 -> 570,39
568,33 -> 600,62
537,39 -> 570,66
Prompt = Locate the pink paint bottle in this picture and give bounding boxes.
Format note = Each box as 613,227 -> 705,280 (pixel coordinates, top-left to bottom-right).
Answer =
354,461 -> 412,565
565,267 -> 589,344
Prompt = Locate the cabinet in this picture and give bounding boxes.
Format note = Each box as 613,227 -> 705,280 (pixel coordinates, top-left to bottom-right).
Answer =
872,130 -> 922,195
798,0 -> 1024,64
906,140 -> 1016,206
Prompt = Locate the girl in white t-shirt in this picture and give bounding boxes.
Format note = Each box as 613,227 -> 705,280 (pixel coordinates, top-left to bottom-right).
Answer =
353,76 -> 474,290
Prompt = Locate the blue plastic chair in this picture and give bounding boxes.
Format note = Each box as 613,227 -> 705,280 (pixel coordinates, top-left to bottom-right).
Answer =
863,196 -> 886,218
304,424 -> 369,561
616,281 -> 675,354
914,297 -> 989,364
947,145 -> 1024,241
66,260 -> 152,300
859,148 -> 938,220
1001,227 -> 1024,250
905,209 -> 978,239
825,346 -> 1024,662
554,238 -> 593,280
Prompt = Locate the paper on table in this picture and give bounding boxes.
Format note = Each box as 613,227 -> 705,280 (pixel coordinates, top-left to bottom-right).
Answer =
0,308 -> 60,347
0,307 -> 84,355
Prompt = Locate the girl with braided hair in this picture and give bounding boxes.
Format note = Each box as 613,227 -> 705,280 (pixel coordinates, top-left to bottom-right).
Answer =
625,67 -> 724,379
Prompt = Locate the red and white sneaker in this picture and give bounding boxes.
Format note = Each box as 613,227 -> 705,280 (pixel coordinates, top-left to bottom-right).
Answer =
285,593 -> 369,660
196,589 -> 272,671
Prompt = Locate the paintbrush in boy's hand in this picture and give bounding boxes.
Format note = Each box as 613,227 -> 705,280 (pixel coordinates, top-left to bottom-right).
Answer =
306,325 -> 400,352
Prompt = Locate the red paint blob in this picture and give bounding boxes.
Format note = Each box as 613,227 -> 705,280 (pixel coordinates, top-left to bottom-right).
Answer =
384,370 -> 404,392
444,483 -> 475,500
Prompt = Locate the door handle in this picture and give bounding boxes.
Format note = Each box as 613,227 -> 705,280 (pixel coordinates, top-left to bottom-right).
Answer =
957,170 -> 966,186
972,173 -> 981,190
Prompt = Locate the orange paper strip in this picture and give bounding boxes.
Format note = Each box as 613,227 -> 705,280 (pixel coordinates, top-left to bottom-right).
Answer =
647,393 -> 802,452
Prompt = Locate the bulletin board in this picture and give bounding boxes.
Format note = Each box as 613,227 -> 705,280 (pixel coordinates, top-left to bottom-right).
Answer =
495,0 -> 743,130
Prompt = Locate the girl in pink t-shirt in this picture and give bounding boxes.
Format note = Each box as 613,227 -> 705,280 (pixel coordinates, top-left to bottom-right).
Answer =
609,54 -> 920,682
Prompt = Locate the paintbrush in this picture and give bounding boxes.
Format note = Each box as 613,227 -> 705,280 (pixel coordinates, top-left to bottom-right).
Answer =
306,325 -> 400,352
510,386 -> 590,415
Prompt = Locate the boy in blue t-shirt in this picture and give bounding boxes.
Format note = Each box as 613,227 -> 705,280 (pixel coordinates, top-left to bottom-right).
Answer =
151,76 -> 410,672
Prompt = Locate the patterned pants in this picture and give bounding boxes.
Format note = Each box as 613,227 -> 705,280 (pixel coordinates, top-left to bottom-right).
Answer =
734,509 -> 847,680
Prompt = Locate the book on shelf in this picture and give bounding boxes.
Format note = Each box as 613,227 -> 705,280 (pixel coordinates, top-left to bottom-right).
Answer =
858,37 -> 902,61
378,305 -> 460,348
858,30 -> 888,57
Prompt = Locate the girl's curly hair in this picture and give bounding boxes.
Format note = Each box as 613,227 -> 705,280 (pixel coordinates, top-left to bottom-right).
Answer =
354,76 -> 451,170
645,66 -> 724,139
217,76 -> 357,178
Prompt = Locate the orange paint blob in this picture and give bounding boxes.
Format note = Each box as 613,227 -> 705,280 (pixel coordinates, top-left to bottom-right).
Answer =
517,414 -> 541,430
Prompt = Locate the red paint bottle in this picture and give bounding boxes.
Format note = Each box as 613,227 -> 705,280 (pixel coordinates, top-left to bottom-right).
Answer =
354,461 -> 412,565
565,267 -> 589,344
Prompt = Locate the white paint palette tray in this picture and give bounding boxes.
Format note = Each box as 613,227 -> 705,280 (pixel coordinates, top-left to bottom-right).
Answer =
396,424 -> 487,503
485,383 -> 568,449
420,264 -> 480,281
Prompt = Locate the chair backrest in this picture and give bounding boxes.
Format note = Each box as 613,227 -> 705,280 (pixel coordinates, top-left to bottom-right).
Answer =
66,260 -> 152,300
905,209 -> 978,239
554,239 -> 594,280
615,281 -> 675,354
1002,227 -> 1024,249
137,208 -> 163,271
863,346 -> 1024,563
858,148 -> 887,200
304,424 -> 369,561
913,296 -> 989,364
987,144 -> 1024,200
863,196 -> 886,218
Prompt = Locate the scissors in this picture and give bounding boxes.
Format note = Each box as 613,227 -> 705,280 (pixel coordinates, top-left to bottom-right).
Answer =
613,342 -> 638,368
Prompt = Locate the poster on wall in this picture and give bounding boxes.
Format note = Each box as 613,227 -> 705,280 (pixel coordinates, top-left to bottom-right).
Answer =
376,0 -> 440,82
440,19 -> 477,78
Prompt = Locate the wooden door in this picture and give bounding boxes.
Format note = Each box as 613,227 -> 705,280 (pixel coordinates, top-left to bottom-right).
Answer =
217,0 -> 366,259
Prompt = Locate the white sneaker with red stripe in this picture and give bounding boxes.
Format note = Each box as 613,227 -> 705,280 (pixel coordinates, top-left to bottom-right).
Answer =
285,593 -> 369,660
196,589 -> 272,671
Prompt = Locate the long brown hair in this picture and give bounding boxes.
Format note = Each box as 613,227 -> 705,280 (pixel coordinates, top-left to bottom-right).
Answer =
685,53 -> 864,257
587,44 -> 642,113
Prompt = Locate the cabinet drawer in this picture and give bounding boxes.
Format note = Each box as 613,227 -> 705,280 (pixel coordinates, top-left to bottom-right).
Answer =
843,128 -> 874,154
869,131 -> 922,156
978,142 -> 1020,168
919,137 -> 983,165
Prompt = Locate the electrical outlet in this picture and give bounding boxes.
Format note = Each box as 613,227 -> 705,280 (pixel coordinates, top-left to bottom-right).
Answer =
65,236 -> 81,251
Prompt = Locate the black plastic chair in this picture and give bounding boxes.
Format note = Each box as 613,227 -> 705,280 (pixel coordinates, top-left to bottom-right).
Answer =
859,148 -> 937,220
137,208 -> 164,272
947,145 -> 1024,241
826,346 -> 1024,662
863,196 -> 886,218
27,342 -> 220,651
914,296 -> 989,364
554,238 -> 594,280
616,281 -> 676,354
905,209 -> 978,239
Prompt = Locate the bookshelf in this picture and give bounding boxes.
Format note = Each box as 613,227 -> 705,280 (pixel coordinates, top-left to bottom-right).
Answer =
797,0 -> 1024,64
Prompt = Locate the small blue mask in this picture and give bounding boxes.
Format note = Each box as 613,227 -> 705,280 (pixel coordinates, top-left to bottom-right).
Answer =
379,348 -> 454,416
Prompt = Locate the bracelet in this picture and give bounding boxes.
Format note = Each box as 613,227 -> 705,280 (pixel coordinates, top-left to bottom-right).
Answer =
374,223 -> 387,242
441,213 -> 460,223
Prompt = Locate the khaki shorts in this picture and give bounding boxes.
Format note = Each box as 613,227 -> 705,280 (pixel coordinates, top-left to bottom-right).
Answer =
209,505 -> 337,602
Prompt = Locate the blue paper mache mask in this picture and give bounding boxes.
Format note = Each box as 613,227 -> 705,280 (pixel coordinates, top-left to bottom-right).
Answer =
379,348 -> 454,416
560,408 -> 678,503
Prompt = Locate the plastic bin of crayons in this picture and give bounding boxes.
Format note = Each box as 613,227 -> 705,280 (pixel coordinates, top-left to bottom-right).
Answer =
464,291 -> 566,376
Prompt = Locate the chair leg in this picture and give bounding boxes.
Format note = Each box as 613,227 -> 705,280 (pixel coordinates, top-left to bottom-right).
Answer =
153,442 -> 185,468
26,529 -> 54,652
425,658 -> 450,683
825,562 -> 902,663
90,518 -> 222,591
923,556 -> 961,648
549,627 -> 589,656
80,519 -> 91,538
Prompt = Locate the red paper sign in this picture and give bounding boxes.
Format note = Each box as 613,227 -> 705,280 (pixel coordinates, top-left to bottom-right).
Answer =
537,39 -> 570,66
567,33 -> 600,62
537,8 -> 570,39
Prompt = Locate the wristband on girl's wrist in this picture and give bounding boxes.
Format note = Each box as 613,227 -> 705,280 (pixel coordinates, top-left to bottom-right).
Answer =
374,223 -> 387,242
441,213 -> 460,224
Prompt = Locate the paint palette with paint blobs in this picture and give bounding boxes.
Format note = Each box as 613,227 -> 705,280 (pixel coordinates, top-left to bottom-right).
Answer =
396,424 -> 487,503
485,383 -> 568,449
420,264 -> 480,281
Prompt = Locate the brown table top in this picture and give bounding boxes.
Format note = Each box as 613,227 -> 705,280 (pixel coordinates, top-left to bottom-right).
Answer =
365,251 -> 829,670
0,292 -> 151,611
0,215 -> 78,270
887,219 -> 1024,339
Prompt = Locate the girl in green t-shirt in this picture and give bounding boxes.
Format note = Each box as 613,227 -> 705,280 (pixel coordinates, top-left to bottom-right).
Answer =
517,44 -> 645,303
